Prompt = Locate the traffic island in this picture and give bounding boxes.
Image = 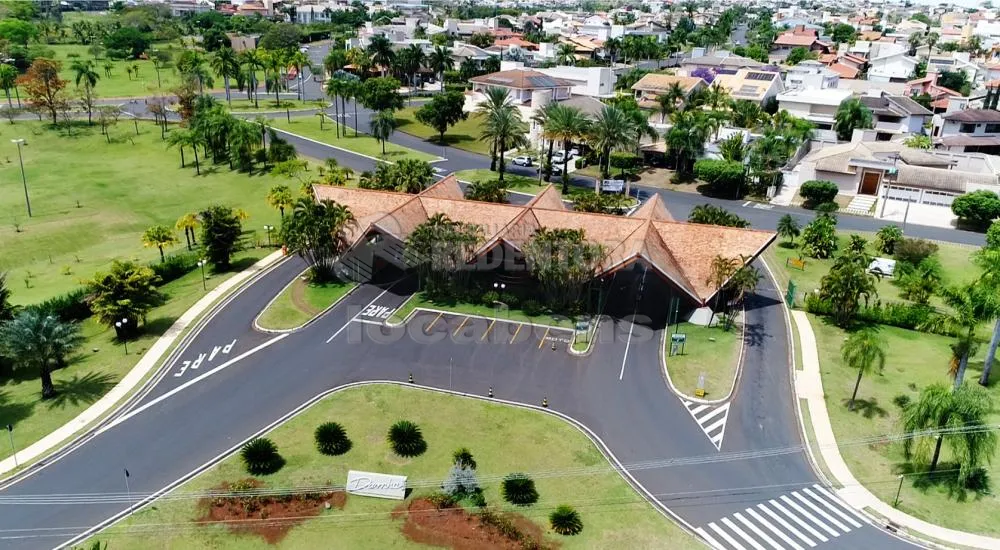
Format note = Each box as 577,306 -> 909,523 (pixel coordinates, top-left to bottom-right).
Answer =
662,318 -> 744,401
255,275 -> 357,331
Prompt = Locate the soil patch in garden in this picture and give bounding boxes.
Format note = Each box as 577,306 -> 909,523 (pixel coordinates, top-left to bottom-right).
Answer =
289,278 -> 321,316
199,479 -> 346,544
393,497 -> 553,550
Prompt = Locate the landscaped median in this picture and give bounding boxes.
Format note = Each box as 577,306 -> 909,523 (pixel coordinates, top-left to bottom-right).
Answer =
389,292 -> 580,331
663,321 -> 743,400
256,274 -> 357,331
453,168 -> 640,208
396,107 -> 491,156
266,117 -> 441,163
85,384 -> 701,549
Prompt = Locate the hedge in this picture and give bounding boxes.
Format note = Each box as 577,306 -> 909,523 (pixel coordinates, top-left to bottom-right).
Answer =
799,180 -> 839,207
694,159 -> 744,194
951,190 -> 1000,229
803,294 -> 953,335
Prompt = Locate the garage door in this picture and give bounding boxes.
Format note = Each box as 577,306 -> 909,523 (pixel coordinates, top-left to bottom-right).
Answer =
922,190 -> 957,206
886,185 -> 920,203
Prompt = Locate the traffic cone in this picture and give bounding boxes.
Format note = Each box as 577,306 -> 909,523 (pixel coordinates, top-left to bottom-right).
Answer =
408,373 -> 413,384
488,386 -> 494,398
542,396 -> 548,408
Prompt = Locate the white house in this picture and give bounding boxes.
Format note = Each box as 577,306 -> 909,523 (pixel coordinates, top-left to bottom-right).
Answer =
934,108 -> 1000,155
784,61 -> 840,91
500,61 -> 616,98
777,87 -> 853,130
858,90 -> 933,139
867,42 -> 918,83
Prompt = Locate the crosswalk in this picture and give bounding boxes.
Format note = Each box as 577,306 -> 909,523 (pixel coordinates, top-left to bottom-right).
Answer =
682,400 -> 730,450
695,484 -> 866,550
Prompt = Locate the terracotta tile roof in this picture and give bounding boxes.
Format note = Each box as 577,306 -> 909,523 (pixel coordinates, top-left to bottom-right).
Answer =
470,69 -> 572,89
774,33 -> 821,47
631,74 -> 704,94
829,63 -> 860,79
312,178 -> 775,305
492,37 -> 538,50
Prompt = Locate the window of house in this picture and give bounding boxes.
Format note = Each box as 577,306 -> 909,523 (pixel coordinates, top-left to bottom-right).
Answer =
960,123 -> 977,133
986,124 -> 1000,133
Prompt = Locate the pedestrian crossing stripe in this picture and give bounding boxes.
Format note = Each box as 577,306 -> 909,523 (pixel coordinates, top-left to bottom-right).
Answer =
681,400 -> 730,450
694,484 -> 867,550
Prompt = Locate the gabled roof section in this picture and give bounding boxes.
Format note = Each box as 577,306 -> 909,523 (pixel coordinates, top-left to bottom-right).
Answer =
420,174 -> 464,200
629,193 -> 673,221
312,185 -> 416,246
525,184 -> 567,211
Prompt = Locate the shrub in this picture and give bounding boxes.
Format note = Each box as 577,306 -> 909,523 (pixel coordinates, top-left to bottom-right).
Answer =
875,225 -> 904,255
549,504 -> 584,535
894,238 -> 938,267
574,157 -> 586,169
150,252 -> 199,284
426,491 -> 457,509
387,420 -> 427,457
987,220 -> 1000,249
522,299 -> 542,317
800,215 -> 838,259
469,491 -> 487,507
481,290 -> 500,306
240,437 -> 284,475
442,462 -> 480,496
29,287 -> 92,322
443,83 -> 468,94
452,447 -> 477,469
814,201 -> 839,213
892,394 -> 911,409
951,190 -> 1000,229
804,295 -> 944,334
609,151 -> 641,175
501,473 -> 539,506
694,159 -> 745,195
314,422 -> 352,456
799,180 -> 839,207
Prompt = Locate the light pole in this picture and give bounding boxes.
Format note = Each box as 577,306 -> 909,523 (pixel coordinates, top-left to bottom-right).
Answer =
264,225 -> 274,247
197,259 -> 208,290
115,318 -> 129,355
11,139 -> 31,217
5,424 -> 16,467
493,282 -> 506,319
893,474 -> 904,507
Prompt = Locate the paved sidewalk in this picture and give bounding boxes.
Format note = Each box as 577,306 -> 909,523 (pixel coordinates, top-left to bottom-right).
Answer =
0,250 -> 285,477
791,309 -> 1000,549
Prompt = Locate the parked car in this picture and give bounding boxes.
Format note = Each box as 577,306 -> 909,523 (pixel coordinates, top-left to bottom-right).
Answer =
550,165 -> 563,176
551,151 -> 567,164
512,155 -> 534,166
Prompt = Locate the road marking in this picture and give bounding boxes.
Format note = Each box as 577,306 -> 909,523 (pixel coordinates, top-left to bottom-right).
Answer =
694,527 -> 726,550
791,492 -> 849,533
708,522 -> 747,550
681,400 -> 731,450
721,517 -> 765,550
352,319 -> 384,326
745,507 -> 804,550
803,487 -> 862,528
326,288 -> 393,343
425,312 -> 443,333
769,499 -> 828,542
779,495 -> 840,537
619,265 -> 647,381
453,316 -> 469,336
481,320 -> 495,341
809,484 -> 864,520
756,503 -> 815,547
538,327 -> 549,349
734,512 -> 783,550
510,323 -> 522,344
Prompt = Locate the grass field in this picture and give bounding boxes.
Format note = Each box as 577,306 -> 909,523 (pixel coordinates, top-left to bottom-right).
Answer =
453,168 -> 637,208
664,321 -> 742,400
0,248 -> 269,464
257,276 -> 357,330
395,107 -> 491,156
40,43 -> 191,98
267,117 -> 439,163
809,314 -> 1000,535
391,292 -> 580,330
0,120 -> 286,304
87,384 -> 700,549
228,99 -> 325,114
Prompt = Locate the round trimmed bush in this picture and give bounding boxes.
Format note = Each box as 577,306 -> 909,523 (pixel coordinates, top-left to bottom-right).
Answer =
814,201 -> 839,213
549,504 -> 583,535
501,473 -> 539,506
315,422 -> 352,456
387,420 -> 427,457
240,437 -> 284,475
799,180 -> 839,207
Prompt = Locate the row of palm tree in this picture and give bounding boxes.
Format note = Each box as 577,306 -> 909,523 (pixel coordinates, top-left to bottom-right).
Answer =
200,46 -> 312,109
166,97 -> 270,174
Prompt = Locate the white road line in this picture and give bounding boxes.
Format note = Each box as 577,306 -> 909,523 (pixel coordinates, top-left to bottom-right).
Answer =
326,288 -> 392,343
695,527 -> 727,550
810,484 -> 865,520
352,318 -> 384,326
746,507 -> 805,550
757,503 -> 816,547
618,318 -> 636,381
703,415 -> 728,435
802,488 -> 862,528
769,499 -> 828,543
696,403 -> 729,424
689,403 -> 710,415
734,512 -> 783,550
779,495 -> 840,537
722,517 -> 767,550
791,491 -> 850,533
709,522 -> 747,550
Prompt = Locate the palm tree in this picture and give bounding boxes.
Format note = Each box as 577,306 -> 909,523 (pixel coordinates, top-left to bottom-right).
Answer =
975,248 -> 1000,386
176,213 -> 199,250
589,104 -> 633,179
903,383 -> 996,483
666,109 -> 710,175
476,87 -> 516,172
267,184 -> 294,219
834,98 -> 874,141
479,100 -> 528,183
70,59 -> 100,124
531,102 -> 558,182
166,129 -> 204,175
325,75 -> 344,138
141,225 -> 178,262
0,310 -> 84,399
908,32 -> 924,56
925,32 -> 940,60
705,83 -> 731,110
920,282 -> 1000,388
263,50 -> 286,107
729,100 -> 765,129
556,43 -> 577,65
401,44 -> 426,92
211,47 -> 240,105
428,45 -> 454,92
240,49 -> 264,108
841,328 -> 887,411
288,50 -> 311,101
776,214 -> 801,244
0,63 -> 19,108
368,35 -> 395,77
546,104 -> 590,193
179,51 -> 213,95
370,109 -> 397,155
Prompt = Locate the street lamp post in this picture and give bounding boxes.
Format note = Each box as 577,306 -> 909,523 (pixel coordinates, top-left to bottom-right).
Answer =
493,282 -> 506,319
893,474 -> 904,507
198,259 -> 208,290
5,424 -> 16,467
11,139 -> 31,217
264,225 -> 274,247
115,318 -> 129,355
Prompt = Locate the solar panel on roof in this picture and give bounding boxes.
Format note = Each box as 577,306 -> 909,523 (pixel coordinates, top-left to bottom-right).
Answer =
745,72 -> 774,81
488,77 -> 513,84
738,85 -> 758,95
527,75 -> 558,87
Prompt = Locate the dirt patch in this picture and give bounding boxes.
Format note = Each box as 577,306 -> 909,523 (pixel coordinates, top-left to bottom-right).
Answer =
394,498 -> 554,550
198,479 -> 346,544
289,277 -> 322,316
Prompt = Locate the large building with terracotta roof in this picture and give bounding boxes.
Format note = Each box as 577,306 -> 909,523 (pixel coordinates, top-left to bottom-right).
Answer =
315,176 -> 775,307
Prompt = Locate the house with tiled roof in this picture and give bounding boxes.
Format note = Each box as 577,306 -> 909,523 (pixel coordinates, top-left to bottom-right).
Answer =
934,108 -> 1000,155
713,69 -> 783,106
858,91 -> 932,139
630,74 -> 707,111
772,26 -> 832,58
469,69 -> 574,103
315,176 -> 775,308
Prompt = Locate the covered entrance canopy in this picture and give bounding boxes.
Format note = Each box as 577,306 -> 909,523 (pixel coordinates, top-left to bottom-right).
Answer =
314,176 -> 776,307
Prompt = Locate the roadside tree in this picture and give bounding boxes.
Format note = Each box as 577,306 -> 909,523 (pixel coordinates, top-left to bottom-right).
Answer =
415,91 -> 468,143
200,205 -> 243,269
776,214 -> 801,245
18,58 -> 68,124
141,225 -> 178,262
0,310 -> 83,399
281,198 -> 356,281
841,327 -> 887,410
88,260 -> 164,333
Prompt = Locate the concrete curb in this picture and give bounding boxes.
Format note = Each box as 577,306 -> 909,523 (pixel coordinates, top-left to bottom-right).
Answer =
252,267 -> 362,334
268,126 -> 447,165
658,306 -> 747,405
58,381 -> 710,550
0,250 -> 286,478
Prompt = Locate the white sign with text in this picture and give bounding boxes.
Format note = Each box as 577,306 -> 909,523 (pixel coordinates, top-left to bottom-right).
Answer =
346,470 -> 407,500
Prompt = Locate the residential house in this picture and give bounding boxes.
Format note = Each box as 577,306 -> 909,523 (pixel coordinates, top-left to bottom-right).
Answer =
927,52 -> 981,85
776,87 -> 853,130
771,26 -> 832,57
500,61 -> 617,98
169,0 -> 213,17
469,68 -> 574,104
906,74 -> 964,112
867,42 -> 919,82
858,90 -> 933,140
934,108 -> 1000,154
784,61 -> 840,91
630,74 -> 707,117
714,69 -> 784,106
679,50 -> 765,75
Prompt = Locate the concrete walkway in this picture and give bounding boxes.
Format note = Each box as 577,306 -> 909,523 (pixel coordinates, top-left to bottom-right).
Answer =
791,309 -> 1000,549
0,250 -> 285,477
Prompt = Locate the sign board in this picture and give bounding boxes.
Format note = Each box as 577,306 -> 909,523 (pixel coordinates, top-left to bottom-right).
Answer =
786,257 -> 807,271
346,470 -> 407,500
601,179 -> 625,193
868,257 -> 896,278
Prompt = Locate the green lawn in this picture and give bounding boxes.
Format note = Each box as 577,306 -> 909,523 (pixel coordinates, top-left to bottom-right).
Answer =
228,99 -> 325,113
391,292 -> 580,330
0,248 -> 269,464
42,43 -> 193,99
809,314 -> 1000,535
266,117 -> 439,163
396,107 -> 491,156
664,322 -> 742,400
257,276 -> 357,330
0,120 -> 285,304
86,384 -> 700,549
453,168 -> 637,208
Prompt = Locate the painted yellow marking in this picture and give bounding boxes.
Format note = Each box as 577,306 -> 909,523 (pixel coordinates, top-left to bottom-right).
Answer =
425,312 -> 443,333
509,323 -> 523,344
481,320 -> 496,341
538,327 -> 550,349
453,316 -> 469,336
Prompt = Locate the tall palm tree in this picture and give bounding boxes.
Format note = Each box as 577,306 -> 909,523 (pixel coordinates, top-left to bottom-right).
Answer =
589,104 -> 633,179
368,35 -> 395,77
325,75 -> 344,139
0,63 -> 19,108
70,59 -> 100,124
975,248 -> 1000,386
556,43 -> 577,65
211,47 -> 240,105
531,102 -> 558,182
0,311 -> 84,399
176,213 -> 199,250
705,83 -> 731,111
141,225 -> 178,262
166,129 -> 204,175
479,102 -> 528,184
428,45 -> 454,92
834,98 -> 874,141
263,50 -> 286,107
240,49 -> 264,108
347,47 -> 373,79
925,32 -> 940,60
546,104 -> 590,193
342,76 -> 361,136
476,87 -> 516,172
841,327 -> 887,411
920,282 -> 1000,388
402,44 -> 426,92
903,383 -> 996,482
267,184 -> 294,219
370,109 -> 397,155
288,50 -> 311,101
666,109 -> 710,175
178,51 -> 213,95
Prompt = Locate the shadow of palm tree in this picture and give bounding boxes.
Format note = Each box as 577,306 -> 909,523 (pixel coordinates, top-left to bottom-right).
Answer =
896,461 -> 990,502
843,397 -> 888,419
0,390 -> 35,428
47,372 -> 117,410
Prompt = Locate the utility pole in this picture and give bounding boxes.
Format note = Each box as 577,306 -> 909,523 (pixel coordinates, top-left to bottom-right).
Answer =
11,139 -> 31,217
